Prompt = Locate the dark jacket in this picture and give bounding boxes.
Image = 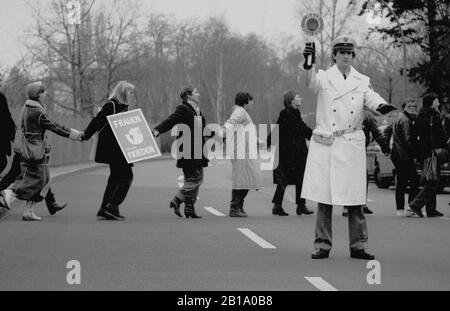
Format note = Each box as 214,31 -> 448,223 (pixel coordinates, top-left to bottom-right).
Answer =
415,106 -> 448,161
154,101 -> 209,169
271,106 -> 313,185
0,92 -> 17,156
20,100 -> 74,161
384,111 -> 416,161
363,110 -> 390,153
84,98 -> 130,165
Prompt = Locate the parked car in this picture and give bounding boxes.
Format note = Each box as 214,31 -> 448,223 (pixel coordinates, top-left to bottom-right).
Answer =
366,142 -> 450,192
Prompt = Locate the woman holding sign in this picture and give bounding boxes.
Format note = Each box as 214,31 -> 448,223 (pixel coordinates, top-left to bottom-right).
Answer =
82,81 -> 135,221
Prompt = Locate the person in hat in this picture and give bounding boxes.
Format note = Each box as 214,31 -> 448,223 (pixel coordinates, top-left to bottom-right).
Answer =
299,35 -> 396,260
0,82 -> 83,221
152,86 -> 210,219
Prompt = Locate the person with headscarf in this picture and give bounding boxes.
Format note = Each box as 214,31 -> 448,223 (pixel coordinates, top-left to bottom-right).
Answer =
0,82 -> 83,221
81,81 -> 136,221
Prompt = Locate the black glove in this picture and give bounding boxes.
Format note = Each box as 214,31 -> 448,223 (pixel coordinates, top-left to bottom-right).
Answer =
376,104 -> 397,115
303,42 -> 316,70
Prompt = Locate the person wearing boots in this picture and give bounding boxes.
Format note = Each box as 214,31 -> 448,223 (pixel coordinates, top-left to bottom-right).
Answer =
0,82 -> 82,221
81,81 -> 136,221
270,90 -> 313,216
0,90 -> 16,176
384,99 -> 420,217
408,93 -> 447,218
0,146 -> 68,216
222,92 -> 263,217
152,86 -> 209,219
299,36 -> 396,260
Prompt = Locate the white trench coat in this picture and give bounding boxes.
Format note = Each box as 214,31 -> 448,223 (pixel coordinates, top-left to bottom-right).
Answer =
300,65 -> 387,206
223,105 -> 263,190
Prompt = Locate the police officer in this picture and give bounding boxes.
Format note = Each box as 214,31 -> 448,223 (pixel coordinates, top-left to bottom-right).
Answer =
299,36 -> 396,260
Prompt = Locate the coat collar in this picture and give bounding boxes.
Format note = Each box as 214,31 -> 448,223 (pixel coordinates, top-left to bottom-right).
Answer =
327,65 -> 365,99
25,99 -> 46,111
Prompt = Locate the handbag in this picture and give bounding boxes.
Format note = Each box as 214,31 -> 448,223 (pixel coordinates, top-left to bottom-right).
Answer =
89,102 -> 116,161
421,116 -> 441,183
312,129 -> 334,146
20,106 -> 46,161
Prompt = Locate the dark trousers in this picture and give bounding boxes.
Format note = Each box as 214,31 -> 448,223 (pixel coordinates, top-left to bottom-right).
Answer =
391,157 -> 420,211
175,167 -> 203,205
315,203 -> 368,252
272,184 -> 306,207
230,189 -> 249,211
0,152 -> 7,175
409,164 -> 440,215
100,162 -> 133,209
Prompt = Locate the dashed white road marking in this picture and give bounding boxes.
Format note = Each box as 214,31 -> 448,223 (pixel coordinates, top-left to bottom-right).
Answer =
204,206 -> 226,217
367,199 -> 375,203
441,217 -> 450,220
237,228 -> 276,249
305,277 -> 338,291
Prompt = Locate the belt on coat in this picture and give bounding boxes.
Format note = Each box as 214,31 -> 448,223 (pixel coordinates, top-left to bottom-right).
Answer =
332,127 -> 362,137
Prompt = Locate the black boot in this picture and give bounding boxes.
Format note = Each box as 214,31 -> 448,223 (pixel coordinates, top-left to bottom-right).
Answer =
184,203 -> 202,219
272,204 -> 288,216
104,203 -> 126,221
47,202 -> 68,216
297,205 -> 314,215
170,197 -> 183,218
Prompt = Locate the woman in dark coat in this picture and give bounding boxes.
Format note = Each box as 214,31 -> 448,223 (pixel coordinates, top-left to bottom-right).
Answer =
408,93 -> 448,218
0,91 -> 16,175
271,90 -> 314,216
82,81 -> 135,221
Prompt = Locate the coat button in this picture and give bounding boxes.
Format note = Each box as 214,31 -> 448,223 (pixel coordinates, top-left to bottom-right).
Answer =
333,123 -> 336,126
349,125 -> 352,128
333,109 -> 337,112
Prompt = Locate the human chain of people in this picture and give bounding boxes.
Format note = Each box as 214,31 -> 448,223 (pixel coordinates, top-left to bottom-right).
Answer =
3,34 -> 448,266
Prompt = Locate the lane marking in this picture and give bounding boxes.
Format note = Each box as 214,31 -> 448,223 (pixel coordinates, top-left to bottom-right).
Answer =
237,228 -> 276,249
367,199 -> 375,203
441,217 -> 450,220
204,206 -> 226,217
305,277 -> 338,291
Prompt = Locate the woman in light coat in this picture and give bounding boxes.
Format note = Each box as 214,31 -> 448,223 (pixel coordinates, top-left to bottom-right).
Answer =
0,82 -> 82,221
223,92 -> 263,217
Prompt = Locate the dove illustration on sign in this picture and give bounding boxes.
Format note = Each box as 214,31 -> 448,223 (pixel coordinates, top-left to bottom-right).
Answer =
125,127 -> 144,145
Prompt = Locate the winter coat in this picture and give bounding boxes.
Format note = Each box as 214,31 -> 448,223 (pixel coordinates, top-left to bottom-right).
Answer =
84,98 -> 130,165
0,92 -> 17,156
20,100 -> 76,161
224,105 -> 262,190
300,65 -> 386,206
154,101 -> 209,169
414,106 -> 448,161
272,106 -> 312,186
10,99 -> 76,202
384,111 -> 417,161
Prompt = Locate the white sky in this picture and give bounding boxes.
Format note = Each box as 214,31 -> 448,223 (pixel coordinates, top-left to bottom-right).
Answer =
0,0 -> 302,68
